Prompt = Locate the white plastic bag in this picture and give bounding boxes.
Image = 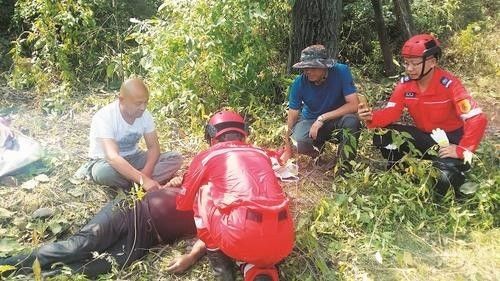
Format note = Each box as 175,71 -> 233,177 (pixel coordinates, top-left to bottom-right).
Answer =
0,130 -> 43,177
270,156 -> 299,182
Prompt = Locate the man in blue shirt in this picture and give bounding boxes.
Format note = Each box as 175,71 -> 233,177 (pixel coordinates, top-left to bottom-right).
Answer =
281,45 -> 361,172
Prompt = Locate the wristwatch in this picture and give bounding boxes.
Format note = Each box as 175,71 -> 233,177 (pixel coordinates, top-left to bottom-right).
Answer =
317,115 -> 325,123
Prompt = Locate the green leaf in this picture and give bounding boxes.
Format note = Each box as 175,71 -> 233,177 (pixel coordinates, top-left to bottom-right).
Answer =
49,222 -> 63,235
459,182 -> 479,194
0,265 -> 16,274
33,258 -> 42,281
0,207 -> 14,219
106,63 -> 115,78
0,239 -> 21,253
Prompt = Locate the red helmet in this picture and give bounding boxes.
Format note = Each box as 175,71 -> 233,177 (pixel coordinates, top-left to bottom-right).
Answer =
401,34 -> 441,59
204,110 -> 249,143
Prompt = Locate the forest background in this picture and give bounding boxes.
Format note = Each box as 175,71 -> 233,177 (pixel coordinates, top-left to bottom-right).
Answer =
0,0 -> 498,280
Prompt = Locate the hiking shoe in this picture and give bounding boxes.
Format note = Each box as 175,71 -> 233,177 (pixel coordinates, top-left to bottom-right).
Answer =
242,264 -> 279,281
207,250 -> 235,281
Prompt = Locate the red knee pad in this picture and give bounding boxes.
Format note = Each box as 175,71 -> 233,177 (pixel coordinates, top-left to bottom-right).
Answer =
243,265 -> 279,281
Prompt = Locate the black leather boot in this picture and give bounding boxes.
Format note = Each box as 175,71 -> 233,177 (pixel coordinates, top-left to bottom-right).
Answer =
0,253 -> 37,277
433,158 -> 468,197
0,253 -> 36,267
206,250 -> 235,281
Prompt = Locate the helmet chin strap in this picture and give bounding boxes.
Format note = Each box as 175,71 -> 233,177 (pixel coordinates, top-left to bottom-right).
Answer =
411,57 -> 434,80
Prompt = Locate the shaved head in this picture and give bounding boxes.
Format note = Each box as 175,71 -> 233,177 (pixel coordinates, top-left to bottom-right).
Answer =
118,78 -> 150,123
120,78 -> 149,99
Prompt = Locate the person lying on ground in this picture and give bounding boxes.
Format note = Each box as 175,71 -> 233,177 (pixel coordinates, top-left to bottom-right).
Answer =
0,188 -> 196,279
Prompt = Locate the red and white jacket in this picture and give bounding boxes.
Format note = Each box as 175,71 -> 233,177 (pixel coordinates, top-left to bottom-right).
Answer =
367,67 -> 487,158
176,141 -> 289,212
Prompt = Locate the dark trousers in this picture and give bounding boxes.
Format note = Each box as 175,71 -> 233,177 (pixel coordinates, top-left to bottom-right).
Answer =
373,124 -> 464,165
1,199 -> 158,278
291,114 -> 361,162
372,125 -> 471,195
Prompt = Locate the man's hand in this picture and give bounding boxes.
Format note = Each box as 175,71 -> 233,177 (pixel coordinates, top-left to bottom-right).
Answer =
142,176 -> 161,191
439,144 -> 459,159
163,176 -> 183,188
166,254 -> 197,274
309,120 -> 323,140
279,145 -> 292,163
357,103 -> 373,121
167,239 -> 206,274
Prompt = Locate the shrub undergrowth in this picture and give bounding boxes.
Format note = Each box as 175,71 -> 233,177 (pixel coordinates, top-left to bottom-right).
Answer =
283,130 -> 499,280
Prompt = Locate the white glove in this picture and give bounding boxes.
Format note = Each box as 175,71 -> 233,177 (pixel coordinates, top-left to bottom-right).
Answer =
463,150 -> 473,165
430,128 -> 449,147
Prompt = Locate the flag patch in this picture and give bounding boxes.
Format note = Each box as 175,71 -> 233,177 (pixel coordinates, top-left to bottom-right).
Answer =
385,102 -> 396,108
458,99 -> 471,113
440,77 -> 453,88
404,92 -> 416,98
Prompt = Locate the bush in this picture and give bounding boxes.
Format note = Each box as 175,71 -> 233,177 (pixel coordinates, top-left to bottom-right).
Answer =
340,0 -> 401,78
289,132 -> 499,279
9,0 -> 98,92
8,0 -> 160,93
412,0 -> 498,38
444,20 -> 499,77
128,0 -> 291,142
340,0 -> 499,78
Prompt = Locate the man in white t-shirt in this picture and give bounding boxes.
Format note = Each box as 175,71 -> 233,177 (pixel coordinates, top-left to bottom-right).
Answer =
75,78 -> 182,191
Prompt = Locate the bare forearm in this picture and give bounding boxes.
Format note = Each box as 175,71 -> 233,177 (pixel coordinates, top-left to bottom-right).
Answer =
285,109 -> 299,146
322,101 -> 358,121
142,146 -> 160,176
188,239 -> 206,261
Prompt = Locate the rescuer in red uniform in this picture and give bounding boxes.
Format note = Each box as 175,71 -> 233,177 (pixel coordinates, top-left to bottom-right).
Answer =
165,110 -> 294,281
358,34 -> 487,195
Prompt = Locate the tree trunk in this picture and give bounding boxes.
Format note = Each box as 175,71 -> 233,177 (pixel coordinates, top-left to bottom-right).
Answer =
371,0 -> 396,76
393,0 -> 415,40
287,0 -> 343,73
0,0 -> 16,33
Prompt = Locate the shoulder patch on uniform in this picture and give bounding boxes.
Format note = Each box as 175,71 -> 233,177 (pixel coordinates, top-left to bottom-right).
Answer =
440,77 -> 453,88
457,99 -> 472,113
404,91 -> 416,98
385,102 -> 396,108
400,76 -> 410,83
